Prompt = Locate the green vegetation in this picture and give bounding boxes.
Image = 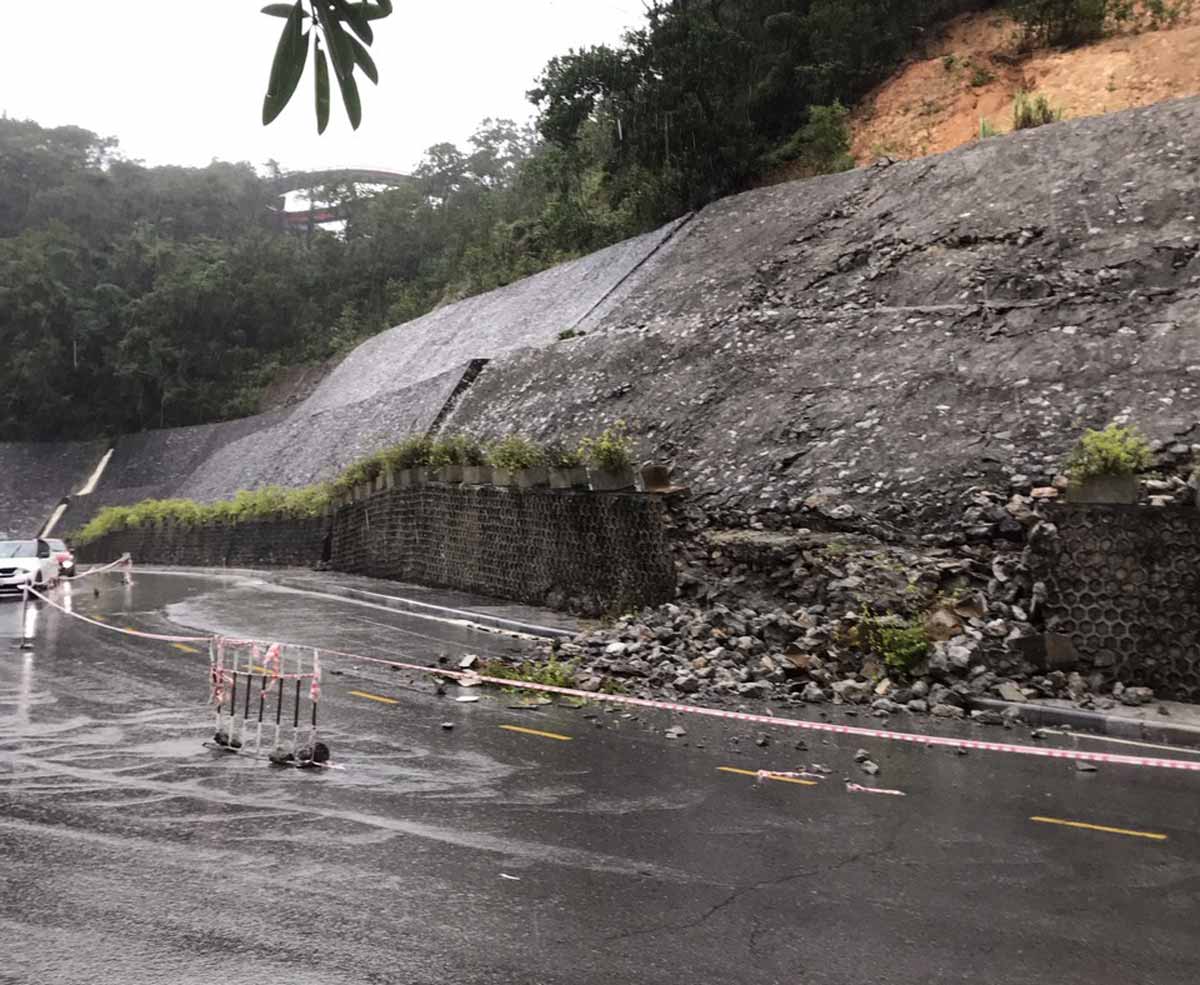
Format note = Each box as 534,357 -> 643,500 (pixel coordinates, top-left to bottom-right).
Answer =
75,420 -> 642,546
1008,0 -> 1191,48
579,420 -> 636,472
75,485 -> 333,545
478,656 -> 577,690
765,101 -> 856,176
970,64 -> 995,87
859,607 -> 930,672
1013,90 -> 1064,129
546,443 -> 585,469
557,328 -> 585,341
459,437 -> 488,467
489,435 -> 546,472
979,117 -> 999,138
1065,423 -> 1153,480
260,1 -> 393,133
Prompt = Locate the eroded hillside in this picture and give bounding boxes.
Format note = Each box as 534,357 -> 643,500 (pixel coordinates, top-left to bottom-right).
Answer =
850,7 -> 1200,163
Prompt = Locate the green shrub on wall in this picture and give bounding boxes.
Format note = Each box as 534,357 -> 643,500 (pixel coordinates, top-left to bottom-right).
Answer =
1066,423 -> 1152,480
489,435 -> 546,471
76,422 -> 645,546
579,420 -> 636,471
74,485 -> 333,546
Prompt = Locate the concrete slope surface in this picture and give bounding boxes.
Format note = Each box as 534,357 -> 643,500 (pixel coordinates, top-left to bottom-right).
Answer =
447,96 -> 1200,532
302,218 -> 688,414
0,440 -> 105,538
36,218 -> 686,525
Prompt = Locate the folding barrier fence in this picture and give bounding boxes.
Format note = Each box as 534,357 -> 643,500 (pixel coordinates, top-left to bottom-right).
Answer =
209,639 -> 329,766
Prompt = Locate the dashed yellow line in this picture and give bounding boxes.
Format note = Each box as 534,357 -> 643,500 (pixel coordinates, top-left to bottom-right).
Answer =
718,766 -> 817,787
1030,816 -> 1167,841
500,724 -> 573,742
171,642 -> 201,654
349,689 -> 399,705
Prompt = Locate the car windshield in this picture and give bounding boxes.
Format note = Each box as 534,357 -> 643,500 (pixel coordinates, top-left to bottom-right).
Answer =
0,541 -> 37,558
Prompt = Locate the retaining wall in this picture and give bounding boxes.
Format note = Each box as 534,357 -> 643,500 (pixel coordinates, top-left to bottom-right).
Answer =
75,517 -> 329,570
76,484 -> 679,614
1029,504 -> 1200,701
331,484 -> 677,615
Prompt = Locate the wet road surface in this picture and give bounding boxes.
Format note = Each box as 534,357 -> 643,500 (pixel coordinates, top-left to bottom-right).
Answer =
2,572 -> 1199,984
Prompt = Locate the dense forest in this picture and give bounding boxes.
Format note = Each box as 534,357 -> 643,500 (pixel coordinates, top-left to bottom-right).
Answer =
1,0 -> 1009,442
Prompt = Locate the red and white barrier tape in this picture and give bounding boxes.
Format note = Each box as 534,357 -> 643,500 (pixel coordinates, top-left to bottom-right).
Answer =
30,565 -> 1200,775
26,585 -> 211,643
73,553 -> 133,580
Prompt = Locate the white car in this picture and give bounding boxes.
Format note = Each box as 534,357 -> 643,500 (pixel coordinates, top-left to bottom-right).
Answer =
0,540 -> 60,597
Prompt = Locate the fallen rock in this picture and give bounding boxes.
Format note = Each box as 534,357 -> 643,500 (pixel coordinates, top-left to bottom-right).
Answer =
800,682 -> 827,703
996,682 -> 1026,702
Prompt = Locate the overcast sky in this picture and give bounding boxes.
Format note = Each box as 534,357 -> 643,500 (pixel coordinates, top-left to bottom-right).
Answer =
1,0 -> 643,174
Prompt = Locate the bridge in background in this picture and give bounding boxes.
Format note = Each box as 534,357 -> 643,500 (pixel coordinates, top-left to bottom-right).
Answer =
267,167 -> 412,231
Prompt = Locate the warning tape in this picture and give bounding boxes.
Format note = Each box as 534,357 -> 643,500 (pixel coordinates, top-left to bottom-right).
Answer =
73,553 -> 134,580
28,566 -> 1200,775
26,585 -> 211,644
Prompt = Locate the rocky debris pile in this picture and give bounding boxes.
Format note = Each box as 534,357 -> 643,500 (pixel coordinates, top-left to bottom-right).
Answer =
532,593 -> 1157,719
515,502 -> 1167,716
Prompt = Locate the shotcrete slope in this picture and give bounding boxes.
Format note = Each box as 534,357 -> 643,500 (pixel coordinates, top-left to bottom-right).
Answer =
0,441 -> 105,538
303,218 -> 689,413
446,97 -> 1200,533
59,218 -> 685,524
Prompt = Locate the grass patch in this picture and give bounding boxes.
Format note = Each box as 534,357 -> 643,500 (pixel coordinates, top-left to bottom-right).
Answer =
1013,90 -> 1064,130
479,656 -> 577,690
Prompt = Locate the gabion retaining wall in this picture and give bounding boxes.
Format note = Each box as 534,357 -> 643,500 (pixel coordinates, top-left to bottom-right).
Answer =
331,484 -> 678,615
75,517 -> 329,570
1029,504 -> 1200,701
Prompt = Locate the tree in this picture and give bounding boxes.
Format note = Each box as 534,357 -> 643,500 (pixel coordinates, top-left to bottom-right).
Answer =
261,1 -> 394,133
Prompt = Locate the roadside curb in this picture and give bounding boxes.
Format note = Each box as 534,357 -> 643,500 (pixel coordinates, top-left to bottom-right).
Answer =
269,577 -> 576,641
969,697 -> 1200,751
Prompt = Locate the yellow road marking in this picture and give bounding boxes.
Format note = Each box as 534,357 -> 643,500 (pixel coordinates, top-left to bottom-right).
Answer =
349,689 -> 399,705
172,643 -> 201,654
92,614 -> 107,622
1030,816 -> 1167,841
718,766 -> 817,787
499,724 -> 573,742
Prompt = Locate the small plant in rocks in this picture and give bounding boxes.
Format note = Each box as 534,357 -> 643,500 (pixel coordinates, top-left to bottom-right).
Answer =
1065,424 -> 1152,480
489,435 -> 545,472
859,606 -> 930,672
579,420 -> 635,471
480,656 -> 576,689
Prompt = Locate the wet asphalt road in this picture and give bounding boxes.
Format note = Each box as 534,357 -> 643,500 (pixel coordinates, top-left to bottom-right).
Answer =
2,573 -> 1199,985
